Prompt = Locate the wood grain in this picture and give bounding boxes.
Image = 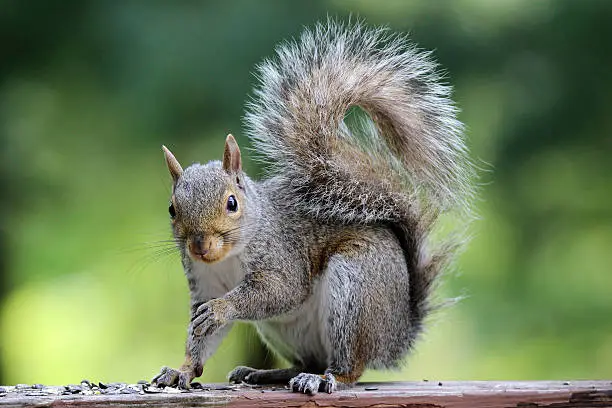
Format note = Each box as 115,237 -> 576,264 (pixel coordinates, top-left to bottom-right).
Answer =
0,381 -> 610,407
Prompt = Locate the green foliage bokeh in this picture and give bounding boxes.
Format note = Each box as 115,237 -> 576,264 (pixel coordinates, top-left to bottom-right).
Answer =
1,0 -> 610,384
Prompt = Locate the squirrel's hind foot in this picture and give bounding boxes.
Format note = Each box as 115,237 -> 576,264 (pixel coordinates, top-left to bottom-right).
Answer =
289,372 -> 337,395
227,366 -> 257,384
228,366 -> 303,385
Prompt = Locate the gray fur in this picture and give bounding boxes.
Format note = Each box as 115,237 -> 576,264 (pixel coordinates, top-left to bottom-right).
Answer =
152,21 -> 473,393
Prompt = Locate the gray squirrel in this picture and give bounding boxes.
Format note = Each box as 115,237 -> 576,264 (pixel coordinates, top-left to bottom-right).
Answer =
151,21 -> 473,395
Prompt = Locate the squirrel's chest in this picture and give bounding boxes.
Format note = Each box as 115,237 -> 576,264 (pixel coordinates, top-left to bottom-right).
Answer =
187,256 -> 244,300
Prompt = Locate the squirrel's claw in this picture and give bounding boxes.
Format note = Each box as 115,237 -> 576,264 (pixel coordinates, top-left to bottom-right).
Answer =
191,304 -> 217,336
322,373 -> 337,394
191,299 -> 229,337
177,371 -> 194,390
289,373 -> 321,395
151,366 -> 178,388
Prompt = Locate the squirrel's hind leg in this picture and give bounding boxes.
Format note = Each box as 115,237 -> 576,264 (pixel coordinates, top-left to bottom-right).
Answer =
291,228 -> 410,395
228,366 -> 303,385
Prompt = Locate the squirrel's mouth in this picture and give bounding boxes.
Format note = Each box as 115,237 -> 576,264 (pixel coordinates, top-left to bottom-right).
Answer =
188,235 -> 228,264
190,251 -> 224,264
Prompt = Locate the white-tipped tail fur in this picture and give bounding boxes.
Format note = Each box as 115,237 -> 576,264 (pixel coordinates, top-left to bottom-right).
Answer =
245,20 -> 473,224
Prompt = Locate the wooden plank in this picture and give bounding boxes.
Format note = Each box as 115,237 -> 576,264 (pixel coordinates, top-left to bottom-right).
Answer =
0,381 -> 610,407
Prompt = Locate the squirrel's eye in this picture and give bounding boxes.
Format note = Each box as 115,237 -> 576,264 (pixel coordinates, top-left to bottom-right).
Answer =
226,195 -> 238,212
169,203 -> 176,218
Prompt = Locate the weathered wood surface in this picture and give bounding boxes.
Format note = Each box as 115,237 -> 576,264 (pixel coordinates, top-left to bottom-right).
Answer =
0,381 -> 610,407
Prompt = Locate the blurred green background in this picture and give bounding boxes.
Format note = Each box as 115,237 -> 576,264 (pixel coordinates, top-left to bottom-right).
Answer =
1,0 -> 610,385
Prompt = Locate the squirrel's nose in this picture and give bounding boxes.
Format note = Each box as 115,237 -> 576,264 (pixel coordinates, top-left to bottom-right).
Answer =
190,235 -> 210,256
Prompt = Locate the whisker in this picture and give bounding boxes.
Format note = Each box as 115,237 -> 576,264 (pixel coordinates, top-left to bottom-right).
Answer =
118,237 -> 183,252
124,246 -> 181,278
219,222 -> 257,239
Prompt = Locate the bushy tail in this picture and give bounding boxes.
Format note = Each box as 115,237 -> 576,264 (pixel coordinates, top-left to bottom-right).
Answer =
245,21 -> 473,324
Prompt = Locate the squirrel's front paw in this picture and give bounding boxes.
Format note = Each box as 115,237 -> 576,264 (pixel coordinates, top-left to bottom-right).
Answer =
191,298 -> 233,337
151,366 -> 196,390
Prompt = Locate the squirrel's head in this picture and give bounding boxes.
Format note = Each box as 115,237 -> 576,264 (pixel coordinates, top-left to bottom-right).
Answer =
163,135 -> 251,264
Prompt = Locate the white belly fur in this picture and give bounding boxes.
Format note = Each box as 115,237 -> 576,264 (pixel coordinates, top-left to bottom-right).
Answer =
189,256 -> 245,300
254,276 -> 331,368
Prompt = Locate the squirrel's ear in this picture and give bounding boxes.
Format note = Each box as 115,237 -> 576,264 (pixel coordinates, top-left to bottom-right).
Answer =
223,134 -> 242,173
162,145 -> 183,183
